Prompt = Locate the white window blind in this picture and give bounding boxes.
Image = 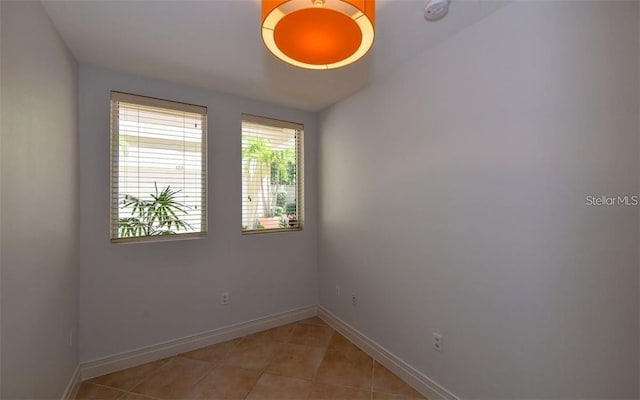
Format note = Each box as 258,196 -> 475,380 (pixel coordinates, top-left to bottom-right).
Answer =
111,92 -> 207,242
242,114 -> 303,233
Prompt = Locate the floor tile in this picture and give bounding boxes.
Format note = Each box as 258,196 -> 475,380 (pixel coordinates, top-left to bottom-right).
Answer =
130,357 -> 212,399
308,382 -> 371,400
248,323 -> 296,343
373,391 -> 427,399
327,332 -> 360,353
75,382 -> 125,399
265,342 -> 325,380
316,349 -> 373,390
289,323 -> 333,348
224,334 -> 281,371
245,373 -> 312,400
180,338 -> 238,364
118,393 -> 155,400
89,359 -> 169,391
373,361 -> 425,398
84,318 -> 426,400
297,316 -> 328,327
188,365 -> 260,399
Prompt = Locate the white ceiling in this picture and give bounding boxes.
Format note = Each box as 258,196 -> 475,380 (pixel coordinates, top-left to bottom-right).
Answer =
42,0 -> 507,111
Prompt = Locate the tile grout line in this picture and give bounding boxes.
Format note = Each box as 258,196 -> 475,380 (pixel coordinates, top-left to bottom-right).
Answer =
370,357 -> 375,400
304,329 -> 334,400
248,318 -> 333,400
84,355 -> 171,398
185,359 -> 221,398
86,381 -> 157,400
318,315 -> 425,400
189,339 -> 243,393
308,326 -> 381,399
243,324 -> 297,399
123,337 -> 240,400
125,356 -> 177,396
222,319 -> 326,398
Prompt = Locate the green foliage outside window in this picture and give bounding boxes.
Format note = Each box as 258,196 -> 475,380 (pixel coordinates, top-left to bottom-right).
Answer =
118,183 -> 191,238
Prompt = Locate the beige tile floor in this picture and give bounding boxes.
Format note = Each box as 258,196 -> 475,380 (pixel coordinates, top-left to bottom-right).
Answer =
75,317 -> 426,400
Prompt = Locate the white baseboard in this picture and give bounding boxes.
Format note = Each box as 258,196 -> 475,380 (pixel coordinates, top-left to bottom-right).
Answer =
61,366 -> 81,400
80,305 -> 317,380
318,306 -> 459,400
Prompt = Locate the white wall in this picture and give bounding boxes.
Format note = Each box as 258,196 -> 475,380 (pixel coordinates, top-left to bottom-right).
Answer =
78,66 -> 318,362
319,2 -> 639,398
0,1 -> 79,398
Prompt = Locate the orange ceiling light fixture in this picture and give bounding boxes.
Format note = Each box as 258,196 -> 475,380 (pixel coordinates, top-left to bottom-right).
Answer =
262,0 -> 375,70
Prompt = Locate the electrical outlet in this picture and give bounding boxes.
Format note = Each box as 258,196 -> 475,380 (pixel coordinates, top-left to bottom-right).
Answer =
432,332 -> 443,352
69,328 -> 73,347
336,285 -> 341,296
351,293 -> 357,306
221,292 -> 229,305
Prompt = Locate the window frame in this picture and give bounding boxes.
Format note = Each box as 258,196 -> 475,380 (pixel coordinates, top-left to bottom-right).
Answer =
110,91 -> 208,244
241,113 -> 304,235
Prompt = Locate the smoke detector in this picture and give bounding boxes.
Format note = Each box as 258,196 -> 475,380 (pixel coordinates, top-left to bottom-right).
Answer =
424,0 -> 449,21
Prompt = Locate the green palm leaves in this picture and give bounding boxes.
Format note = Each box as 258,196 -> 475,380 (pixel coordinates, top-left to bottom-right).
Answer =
118,183 -> 192,237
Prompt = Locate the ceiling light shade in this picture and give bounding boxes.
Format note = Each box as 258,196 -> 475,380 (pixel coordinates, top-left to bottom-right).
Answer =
262,0 -> 375,70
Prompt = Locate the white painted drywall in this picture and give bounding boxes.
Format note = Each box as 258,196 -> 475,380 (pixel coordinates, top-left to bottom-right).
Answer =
319,2 -> 639,398
1,1 -> 79,398
78,66 -> 318,362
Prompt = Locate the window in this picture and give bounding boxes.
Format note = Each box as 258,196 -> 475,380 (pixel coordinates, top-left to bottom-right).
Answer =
242,114 -> 303,233
110,92 -> 207,242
